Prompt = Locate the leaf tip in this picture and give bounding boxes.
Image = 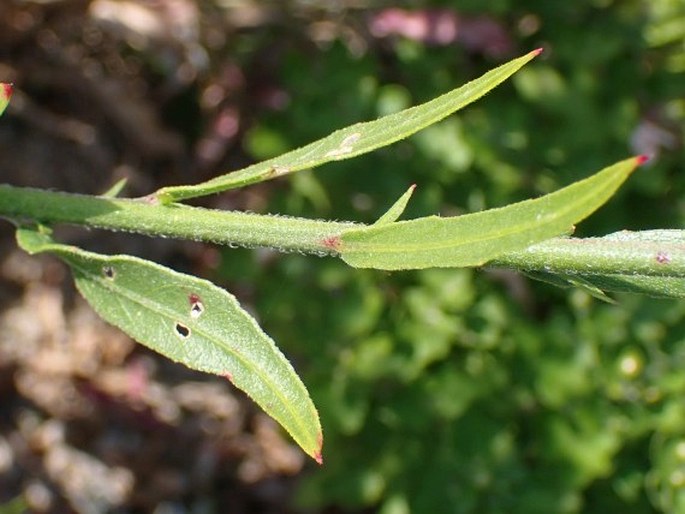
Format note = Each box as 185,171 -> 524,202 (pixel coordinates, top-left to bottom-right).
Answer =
531,47 -> 544,57
635,154 -> 650,166
314,451 -> 323,465
0,83 -> 13,117
313,432 -> 324,465
1,83 -> 13,100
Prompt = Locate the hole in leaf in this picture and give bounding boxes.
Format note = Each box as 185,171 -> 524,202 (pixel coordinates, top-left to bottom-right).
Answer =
102,266 -> 115,279
175,322 -> 191,339
189,293 -> 205,319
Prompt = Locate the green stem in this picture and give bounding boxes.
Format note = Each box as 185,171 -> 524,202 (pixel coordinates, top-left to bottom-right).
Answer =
492,233 -> 685,277
0,185 -> 355,255
1,185 -> 683,280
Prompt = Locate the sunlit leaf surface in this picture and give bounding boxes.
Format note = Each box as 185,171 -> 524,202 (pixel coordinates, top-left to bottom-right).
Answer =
16,228 -> 323,463
340,157 -> 641,270
155,50 -> 541,203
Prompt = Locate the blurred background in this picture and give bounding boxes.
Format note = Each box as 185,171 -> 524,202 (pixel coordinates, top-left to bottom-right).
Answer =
0,0 -> 684,513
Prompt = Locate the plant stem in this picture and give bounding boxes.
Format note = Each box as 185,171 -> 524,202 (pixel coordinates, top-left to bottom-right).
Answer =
1,184 -> 683,279
0,185 -> 355,255
491,232 -> 685,277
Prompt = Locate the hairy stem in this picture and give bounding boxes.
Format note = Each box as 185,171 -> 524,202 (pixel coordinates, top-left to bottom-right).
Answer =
492,232 -> 685,278
1,185 -> 682,280
0,185 -> 354,254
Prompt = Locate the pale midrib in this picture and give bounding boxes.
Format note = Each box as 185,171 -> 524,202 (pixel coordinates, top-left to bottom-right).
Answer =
345,175 -> 621,255
65,253 -> 315,449
163,55 -> 532,200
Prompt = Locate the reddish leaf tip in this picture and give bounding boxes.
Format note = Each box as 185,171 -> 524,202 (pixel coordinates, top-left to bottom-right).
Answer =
313,431 -> 323,464
1,83 -> 13,99
409,183 -> 417,190
636,154 -> 650,166
531,47 -> 544,57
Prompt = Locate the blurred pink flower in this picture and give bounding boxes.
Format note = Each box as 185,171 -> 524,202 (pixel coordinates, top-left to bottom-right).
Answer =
630,118 -> 679,161
369,8 -> 513,57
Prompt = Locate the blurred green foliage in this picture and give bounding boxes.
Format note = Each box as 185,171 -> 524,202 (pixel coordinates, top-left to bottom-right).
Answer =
221,1 -> 685,512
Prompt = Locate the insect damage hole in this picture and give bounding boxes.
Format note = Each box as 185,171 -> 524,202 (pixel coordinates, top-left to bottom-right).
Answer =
268,165 -> 291,177
189,293 -> 205,319
325,131 -> 361,158
102,266 -> 115,279
174,322 -> 191,339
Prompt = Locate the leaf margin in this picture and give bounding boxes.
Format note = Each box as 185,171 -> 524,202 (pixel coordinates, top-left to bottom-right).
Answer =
15,227 -> 324,463
155,49 -> 542,204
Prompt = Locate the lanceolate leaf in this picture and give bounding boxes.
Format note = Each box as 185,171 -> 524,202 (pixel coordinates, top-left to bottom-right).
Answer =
16,228 -> 323,463
0,83 -> 13,117
155,49 -> 542,204
339,157 -> 643,270
100,178 -> 128,198
374,184 -> 416,226
522,270 -> 617,303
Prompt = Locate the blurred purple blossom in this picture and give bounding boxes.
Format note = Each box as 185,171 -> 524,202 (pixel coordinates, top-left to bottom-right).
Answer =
369,8 -> 514,58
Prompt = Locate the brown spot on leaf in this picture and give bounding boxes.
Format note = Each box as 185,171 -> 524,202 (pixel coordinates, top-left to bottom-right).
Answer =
188,293 -> 204,318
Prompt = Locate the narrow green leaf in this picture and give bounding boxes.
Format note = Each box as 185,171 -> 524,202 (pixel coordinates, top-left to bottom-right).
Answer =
508,230 -> 685,299
16,228 -> 323,463
0,83 -> 13,118
339,157 -> 641,270
574,274 -> 685,298
100,178 -> 128,198
523,270 -> 617,303
155,49 -> 542,204
374,184 -> 416,226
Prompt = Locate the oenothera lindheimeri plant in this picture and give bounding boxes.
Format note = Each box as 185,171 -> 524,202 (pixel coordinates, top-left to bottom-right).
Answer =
1,50 -> 682,463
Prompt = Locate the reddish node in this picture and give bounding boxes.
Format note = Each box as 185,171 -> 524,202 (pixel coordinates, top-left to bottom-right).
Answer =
322,235 -> 342,251
636,154 -> 650,166
2,83 -> 13,99
223,372 -> 234,383
189,293 -> 201,305
656,252 -> 670,264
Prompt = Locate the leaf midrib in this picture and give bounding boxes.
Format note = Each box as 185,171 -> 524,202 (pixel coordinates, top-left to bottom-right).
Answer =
344,173 -> 620,256
65,255 -> 314,449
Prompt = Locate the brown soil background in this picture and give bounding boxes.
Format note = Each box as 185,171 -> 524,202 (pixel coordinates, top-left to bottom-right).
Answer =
0,1 -> 328,512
